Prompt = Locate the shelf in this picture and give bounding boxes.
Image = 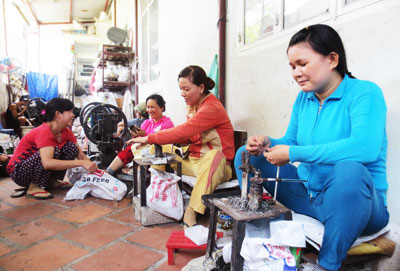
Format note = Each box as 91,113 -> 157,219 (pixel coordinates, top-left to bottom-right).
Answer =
99,44 -> 133,93
104,81 -> 130,87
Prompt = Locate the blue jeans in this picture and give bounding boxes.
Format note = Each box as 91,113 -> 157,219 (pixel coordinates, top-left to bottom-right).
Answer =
234,146 -> 389,271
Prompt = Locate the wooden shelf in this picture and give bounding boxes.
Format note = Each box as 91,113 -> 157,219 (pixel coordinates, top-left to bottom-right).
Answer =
104,81 -> 130,87
99,44 -> 134,92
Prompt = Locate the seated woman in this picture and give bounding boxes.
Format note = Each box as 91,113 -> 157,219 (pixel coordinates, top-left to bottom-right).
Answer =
4,95 -> 32,138
6,98 -> 98,199
234,24 -> 389,271
131,65 -> 235,228
106,94 -> 174,176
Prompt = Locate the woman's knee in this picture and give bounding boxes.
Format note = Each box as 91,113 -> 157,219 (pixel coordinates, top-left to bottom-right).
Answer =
325,161 -> 373,192
60,142 -> 79,160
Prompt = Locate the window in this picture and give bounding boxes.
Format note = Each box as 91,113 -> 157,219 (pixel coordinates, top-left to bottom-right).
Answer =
240,0 -> 381,48
284,0 -> 330,29
139,0 -> 159,83
244,0 -> 274,45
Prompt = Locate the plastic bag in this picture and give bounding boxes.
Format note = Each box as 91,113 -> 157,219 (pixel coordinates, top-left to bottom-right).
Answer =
146,168 -> 183,220
64,169 -> 127,201
241,238 -> 297,271
184,225 -> 209,246
240,219 -> 304,271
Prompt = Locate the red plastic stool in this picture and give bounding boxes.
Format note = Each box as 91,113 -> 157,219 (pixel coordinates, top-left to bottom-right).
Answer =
166,230 -> 223,265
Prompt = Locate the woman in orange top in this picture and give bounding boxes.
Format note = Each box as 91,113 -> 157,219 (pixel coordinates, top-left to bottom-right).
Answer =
131,65 -> 234,228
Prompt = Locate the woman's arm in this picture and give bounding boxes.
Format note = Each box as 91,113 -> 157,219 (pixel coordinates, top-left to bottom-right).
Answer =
8,104 -> 19,119
147,102 -> 226,145
40,146 -> 98,172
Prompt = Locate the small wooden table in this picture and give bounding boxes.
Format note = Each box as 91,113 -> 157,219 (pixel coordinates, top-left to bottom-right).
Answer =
202,190 -> 292,271
132,157 -> 182,206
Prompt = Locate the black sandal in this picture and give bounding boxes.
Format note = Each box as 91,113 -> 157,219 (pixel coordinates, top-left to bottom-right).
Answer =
10,187 -> 28,198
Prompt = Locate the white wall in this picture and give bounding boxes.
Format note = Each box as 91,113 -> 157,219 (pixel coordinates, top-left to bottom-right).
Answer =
138,0 -> 219,125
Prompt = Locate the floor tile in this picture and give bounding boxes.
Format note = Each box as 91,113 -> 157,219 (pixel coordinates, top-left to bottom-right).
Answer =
94,197 -> 132,209
48,190 -> 94,207
53,202 -> 113,224
0,242 -> 14,257
0,202 -> 13,213
156,250 -> 205,271
1,195 -> 38,206
72,242 -> 163,271
0,239 -> 88,271
1,217 -> 72,246
127,223 -> 182,251
108,208 -> 141,226
0,217 -> 14,230
2,202 -> 65,223
62,220 -> 133,248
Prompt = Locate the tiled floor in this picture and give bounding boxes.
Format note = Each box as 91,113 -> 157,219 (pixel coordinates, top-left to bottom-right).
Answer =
0,177 -> 206,271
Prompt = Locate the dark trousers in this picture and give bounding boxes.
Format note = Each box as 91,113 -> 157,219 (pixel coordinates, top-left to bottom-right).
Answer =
234,146 -> 389,270
11,142 -> 79,188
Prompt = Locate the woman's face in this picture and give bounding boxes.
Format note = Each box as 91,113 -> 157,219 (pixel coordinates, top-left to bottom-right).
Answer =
178,77 -> 205,106
58,110 -> 75,128
146,99 -> 163,121
288,42 -> 337,93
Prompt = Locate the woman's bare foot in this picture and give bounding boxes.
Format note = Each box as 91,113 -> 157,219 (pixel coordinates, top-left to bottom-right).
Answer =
26,183 -> 53,200
183,206 -> 197,229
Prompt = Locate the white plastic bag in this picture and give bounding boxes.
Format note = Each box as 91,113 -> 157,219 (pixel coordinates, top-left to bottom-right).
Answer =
240,219 -> 304,271
64,169 -> 127,201
146,168 -> 183,220
184,225 -> 209,246
241,238 -> 297,271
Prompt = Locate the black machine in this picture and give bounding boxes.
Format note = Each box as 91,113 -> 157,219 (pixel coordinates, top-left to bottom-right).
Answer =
27,97 -> 47,127
80,102 -> 128,169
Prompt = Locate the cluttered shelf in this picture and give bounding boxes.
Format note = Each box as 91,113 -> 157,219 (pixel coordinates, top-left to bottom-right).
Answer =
103,81 -> 130,89
93,44 -> 134,92
98,52 -> 134,67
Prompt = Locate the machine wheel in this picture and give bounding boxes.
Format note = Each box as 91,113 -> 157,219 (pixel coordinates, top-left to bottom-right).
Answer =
81,103 -> 128,144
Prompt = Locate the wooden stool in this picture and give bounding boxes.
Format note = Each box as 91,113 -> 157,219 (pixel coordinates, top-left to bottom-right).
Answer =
166,230 -> 223,265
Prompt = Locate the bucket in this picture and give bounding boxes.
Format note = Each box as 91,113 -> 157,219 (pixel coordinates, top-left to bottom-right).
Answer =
20,126 -> 33,137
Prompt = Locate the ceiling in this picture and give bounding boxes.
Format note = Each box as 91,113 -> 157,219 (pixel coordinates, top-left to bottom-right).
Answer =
16,0 -> 112,25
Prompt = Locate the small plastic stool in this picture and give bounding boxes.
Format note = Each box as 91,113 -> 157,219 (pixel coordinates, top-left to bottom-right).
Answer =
166,230 -> 223,265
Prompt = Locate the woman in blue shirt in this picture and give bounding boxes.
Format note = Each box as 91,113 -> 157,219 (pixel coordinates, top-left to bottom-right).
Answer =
234,24 -> 389,271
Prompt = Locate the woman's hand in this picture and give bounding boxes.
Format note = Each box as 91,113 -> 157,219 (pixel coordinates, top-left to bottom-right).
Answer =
246,135 -> 270,156
130,127 -> 146,138
82,160 -> 98,173
127,136 -> 149,145
264,145 -> 290,166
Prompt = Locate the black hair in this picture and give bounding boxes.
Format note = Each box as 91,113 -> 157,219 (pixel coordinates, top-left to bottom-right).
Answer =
288,24 -> 355,79
43,98 -> 75,122
146,94 -> 166,112
178,65 -> 215,95
19,95 -> 30,102
72,107 -> 81,118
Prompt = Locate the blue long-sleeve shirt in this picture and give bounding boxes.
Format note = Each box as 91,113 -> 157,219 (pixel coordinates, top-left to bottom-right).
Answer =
270,75 -> 388,204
